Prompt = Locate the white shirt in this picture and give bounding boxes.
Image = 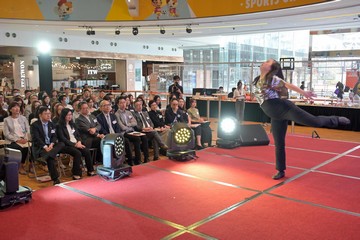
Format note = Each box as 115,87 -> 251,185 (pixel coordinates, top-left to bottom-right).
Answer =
13,118 -> 25,138
66,124 -> 77,143
234,88 -> 245,100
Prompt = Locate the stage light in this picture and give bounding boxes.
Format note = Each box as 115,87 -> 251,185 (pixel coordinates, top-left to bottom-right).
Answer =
216,117 -> 241,149
132,27 -> 139,35
160,26 -> 165,34
186,25 -> 192,34
174,127 -> 191,144
97,134 -> 132,181
167,122 -> 196,161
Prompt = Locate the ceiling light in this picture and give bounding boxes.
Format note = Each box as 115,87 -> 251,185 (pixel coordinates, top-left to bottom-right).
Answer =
115,28 -> 120,35
37,41 -> 51,54
186,25 -> 192,34
132,27 -> 139,35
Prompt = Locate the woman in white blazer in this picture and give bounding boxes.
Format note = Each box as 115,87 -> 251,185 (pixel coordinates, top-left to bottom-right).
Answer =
3,102 -> 30,174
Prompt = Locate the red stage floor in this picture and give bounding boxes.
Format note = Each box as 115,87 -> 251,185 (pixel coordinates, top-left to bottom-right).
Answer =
1,134 -> 359,239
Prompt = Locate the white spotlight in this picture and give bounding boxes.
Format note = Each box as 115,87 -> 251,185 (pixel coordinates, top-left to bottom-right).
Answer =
37,41 -> 51,54
220,118 -> 236,134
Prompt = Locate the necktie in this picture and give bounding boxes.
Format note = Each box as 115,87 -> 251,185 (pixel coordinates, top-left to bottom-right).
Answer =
140,112 -> 150,128
43,123 -> 50,144
106,114 -> 115,134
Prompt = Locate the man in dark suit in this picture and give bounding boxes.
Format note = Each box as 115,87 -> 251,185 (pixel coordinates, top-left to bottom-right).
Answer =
76,101 -> 104,163
96,100 -> 135,164
132,100 -> 168,160
96,100 -> 121,135
30,106 -> 65,185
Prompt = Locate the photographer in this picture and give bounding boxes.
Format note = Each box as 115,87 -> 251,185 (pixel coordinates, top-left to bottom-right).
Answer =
168,75 -> 183,99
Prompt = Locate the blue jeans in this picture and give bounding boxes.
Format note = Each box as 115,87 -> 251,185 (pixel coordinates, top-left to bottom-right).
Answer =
261,98 -> 339,171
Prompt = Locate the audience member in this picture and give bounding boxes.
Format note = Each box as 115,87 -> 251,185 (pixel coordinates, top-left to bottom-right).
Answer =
115,96 -> 146,165
28,100 -> 41,124
76,101 -> 104,163
30,106 -> 65,185
187,99 -> 213,147
56,108 -> 96,180
3,102 -> 30,174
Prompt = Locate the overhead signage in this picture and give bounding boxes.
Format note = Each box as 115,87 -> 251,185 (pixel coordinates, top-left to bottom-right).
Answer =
0,0 -> 334,21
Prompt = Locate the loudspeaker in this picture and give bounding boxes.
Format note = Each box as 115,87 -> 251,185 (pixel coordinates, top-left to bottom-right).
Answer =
239,124 -> 270,146
4,162 -> 19,193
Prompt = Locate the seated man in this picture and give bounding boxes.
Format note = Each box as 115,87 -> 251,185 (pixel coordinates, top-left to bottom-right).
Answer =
115,96 -> 147,165
165,98 -> 203,150
148,100 -> 170,143
132,100 -> 168,161
187,98 -> 213,147
96,100 -> 134,164
75,101 -> 105,163
30,106 -> 65,185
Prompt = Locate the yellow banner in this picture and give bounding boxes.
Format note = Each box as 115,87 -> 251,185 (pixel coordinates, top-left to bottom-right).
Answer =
0,0 -> 333,21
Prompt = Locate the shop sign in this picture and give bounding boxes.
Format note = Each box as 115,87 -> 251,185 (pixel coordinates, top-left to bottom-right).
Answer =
20,60 -> 26,88
88,69 -> 98,75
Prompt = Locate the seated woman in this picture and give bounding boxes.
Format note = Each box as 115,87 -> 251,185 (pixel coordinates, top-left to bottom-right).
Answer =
187,98 -> 213,147
56,108 -> 96,180
153,95 -> 162,110
42,95 -> 51,109
86,98 -> 96,113
52,103 -> 64,125
28,100 -> 41,124
3,102 -> 30,174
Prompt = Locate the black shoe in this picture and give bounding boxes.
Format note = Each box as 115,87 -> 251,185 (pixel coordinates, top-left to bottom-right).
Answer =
72,175 -> 82,180
338,117 -> 350,125
53,178 -> 61,185
153,157 -> 159,161
143,158 -> 149,163
160,144 -> 169,151
195,145 -> 204,150
87,171 -> 97,176
272,171 -> 285,180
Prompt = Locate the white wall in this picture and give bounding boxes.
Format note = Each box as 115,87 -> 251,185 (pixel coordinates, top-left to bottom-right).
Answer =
13,55 -> 40,91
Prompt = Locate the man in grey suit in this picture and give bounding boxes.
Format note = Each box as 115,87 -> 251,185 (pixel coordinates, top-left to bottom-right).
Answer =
75,101 -> 104,163
115,96 -> 147,164
132,100 -> 168,160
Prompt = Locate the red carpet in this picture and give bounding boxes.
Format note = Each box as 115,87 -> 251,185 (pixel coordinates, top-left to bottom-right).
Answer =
0,187 -> 176,240
196,195 -> 360,240
317,156 -> 360,178
270,134 -> 360,153
348,148 -> 360,157
271,172 -> 360,213
206,146 -> 336,169
147,152 -> 303,190
2,135 -> 359,239
66,165 -> 256,226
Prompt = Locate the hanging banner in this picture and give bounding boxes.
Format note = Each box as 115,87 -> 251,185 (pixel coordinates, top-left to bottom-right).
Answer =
0,0 -> 334,21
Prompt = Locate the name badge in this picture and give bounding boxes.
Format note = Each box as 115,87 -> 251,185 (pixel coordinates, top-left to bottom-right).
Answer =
112,120 -> 117,124
93,119 -> 97,123
71,129 -> 75,133
51,129 -> 56,134
159,115 -> 163,119
146,117 -> 150,119
177,114 -> 180,118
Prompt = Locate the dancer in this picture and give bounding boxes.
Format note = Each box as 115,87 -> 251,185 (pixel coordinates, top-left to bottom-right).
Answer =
253,59 -> 350,180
